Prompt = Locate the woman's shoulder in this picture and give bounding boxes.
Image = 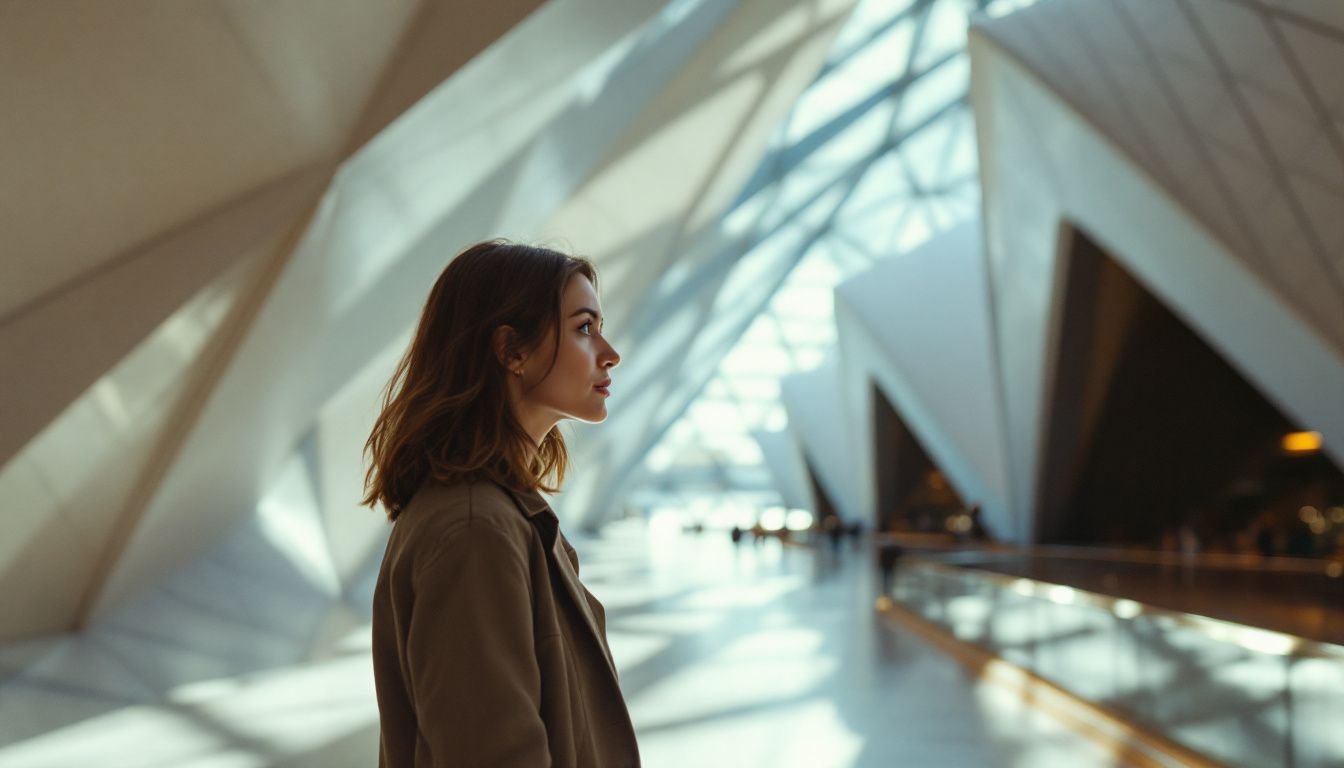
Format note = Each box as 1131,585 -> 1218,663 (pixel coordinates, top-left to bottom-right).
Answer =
382,479 -> 541,583
398,478 -> 534,542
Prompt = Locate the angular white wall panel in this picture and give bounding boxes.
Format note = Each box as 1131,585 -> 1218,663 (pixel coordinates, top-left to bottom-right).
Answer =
971,7 -> 1344,539
835,220 -> 1015,538
85,0 -> 713,621
781,356 -> 864,522
752,428 -> 818,513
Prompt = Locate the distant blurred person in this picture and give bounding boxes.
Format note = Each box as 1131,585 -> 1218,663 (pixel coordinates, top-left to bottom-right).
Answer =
825,515 -> 843,554
847,520 -> 864,551
877,540 -> 903,594
363,241 -> 639,767
1286,519 -> 1316,558
1253,516 -> 1277,557
965,503 -> 987,542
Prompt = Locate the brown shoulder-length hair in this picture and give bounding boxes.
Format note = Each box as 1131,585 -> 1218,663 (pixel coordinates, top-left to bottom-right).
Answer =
362,239 -> 597,520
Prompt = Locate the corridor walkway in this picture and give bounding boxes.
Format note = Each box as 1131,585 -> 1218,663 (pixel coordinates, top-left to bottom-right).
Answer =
579,515 -> 1120,767
0,514 -> 1122,768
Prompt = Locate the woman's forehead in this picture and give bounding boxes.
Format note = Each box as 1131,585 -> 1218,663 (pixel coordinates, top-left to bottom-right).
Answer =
564,274 -> 600,310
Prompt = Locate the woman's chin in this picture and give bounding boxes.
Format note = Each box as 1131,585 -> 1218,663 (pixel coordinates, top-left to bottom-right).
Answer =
562,404 -> 609,425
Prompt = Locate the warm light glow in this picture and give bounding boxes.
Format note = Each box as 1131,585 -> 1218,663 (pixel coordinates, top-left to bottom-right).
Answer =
1192,616 -> 1300,656
1282,431 -> 1323,453
1112,599 -> 1143,620
1046,585 -> 1076,605
785,509 -> 814,531
760,506 -> 787,531
945,514 -> 972,533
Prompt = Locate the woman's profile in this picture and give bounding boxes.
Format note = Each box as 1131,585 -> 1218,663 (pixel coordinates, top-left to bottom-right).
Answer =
362,240 -> 639,767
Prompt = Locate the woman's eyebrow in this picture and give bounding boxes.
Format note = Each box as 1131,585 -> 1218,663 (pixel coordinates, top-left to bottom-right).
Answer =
569,307 -> 603,321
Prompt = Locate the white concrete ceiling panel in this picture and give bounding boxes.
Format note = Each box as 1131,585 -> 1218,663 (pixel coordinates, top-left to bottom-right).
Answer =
0,165 -> 329,469
0,0 -> 419,317
971,15 -> 1344,539
0,252 -> 266,641
980,0 -> 1344,354
214,0 -> 425,152
82,0 -> 692,622
340,0 -> 554,151
834,220 -> 1015,537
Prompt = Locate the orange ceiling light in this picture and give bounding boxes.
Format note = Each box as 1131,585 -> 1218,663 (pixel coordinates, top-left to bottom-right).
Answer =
1282,431 -> 1323,454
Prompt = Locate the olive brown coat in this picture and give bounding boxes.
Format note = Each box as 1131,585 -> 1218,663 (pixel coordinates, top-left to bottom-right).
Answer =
372,479 -> 640,767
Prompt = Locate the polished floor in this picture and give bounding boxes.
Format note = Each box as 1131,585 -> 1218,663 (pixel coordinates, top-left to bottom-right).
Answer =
585,518 -> 1120,767
942,551 -> 1344,646
890,554 -> 1344,767
0,516 -> 1121,767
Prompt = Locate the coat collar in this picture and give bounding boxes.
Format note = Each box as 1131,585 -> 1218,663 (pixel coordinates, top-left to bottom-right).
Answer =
496,481 -> 555,521
492,480 -> 620,681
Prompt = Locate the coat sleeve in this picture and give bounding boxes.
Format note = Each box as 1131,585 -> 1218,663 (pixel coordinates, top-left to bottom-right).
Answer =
407,521 -> 550,767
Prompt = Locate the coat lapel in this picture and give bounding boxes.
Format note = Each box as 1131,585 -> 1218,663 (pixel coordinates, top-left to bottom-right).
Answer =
495,482 -> 620,681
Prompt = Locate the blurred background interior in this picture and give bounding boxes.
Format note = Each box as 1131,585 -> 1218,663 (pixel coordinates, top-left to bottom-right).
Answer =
2,0 -> 1343,765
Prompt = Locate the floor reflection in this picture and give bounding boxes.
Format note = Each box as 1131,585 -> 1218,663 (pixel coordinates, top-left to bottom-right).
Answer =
582,516 -> 1119,767
0,514 -> 1121,768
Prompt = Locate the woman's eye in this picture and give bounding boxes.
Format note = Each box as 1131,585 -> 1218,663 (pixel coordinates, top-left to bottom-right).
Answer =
579,321 -> 592,335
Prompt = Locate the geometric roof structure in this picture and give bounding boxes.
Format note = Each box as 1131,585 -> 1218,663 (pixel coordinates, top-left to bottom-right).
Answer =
0,0 -> 856,641
983,0 -> 1344,351
634,0 -> 997,511
5,0 -> 1342,763
1,1 -> 861,761
970,0 -> 1344,536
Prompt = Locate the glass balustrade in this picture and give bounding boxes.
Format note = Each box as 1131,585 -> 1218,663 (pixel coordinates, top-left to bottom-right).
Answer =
889,558 -> 1344,768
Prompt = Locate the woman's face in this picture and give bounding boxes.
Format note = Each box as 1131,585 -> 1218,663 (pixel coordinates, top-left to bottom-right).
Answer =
517,274 -> 620,434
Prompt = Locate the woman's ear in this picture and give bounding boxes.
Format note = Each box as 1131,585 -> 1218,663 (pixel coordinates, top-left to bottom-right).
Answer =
492,325 -> 525,374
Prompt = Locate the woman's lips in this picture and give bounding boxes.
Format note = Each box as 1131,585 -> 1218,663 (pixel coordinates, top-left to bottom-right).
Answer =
594,380 -> 611,396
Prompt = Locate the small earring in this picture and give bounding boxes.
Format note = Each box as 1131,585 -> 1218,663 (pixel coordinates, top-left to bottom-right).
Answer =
515,368 -> 524,376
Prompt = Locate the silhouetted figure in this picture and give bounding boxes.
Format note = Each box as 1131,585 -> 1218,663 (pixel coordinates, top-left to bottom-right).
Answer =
1286,521 -> 1315,557
826,517 -> 843,555
877,541 -> 902,595
1254,524 -> 1276,557
965,503 -> 987,541
730,526 -> 744,546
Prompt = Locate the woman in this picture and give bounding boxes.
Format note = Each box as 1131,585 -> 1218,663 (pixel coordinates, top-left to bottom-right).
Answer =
363,240 -> 639,767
